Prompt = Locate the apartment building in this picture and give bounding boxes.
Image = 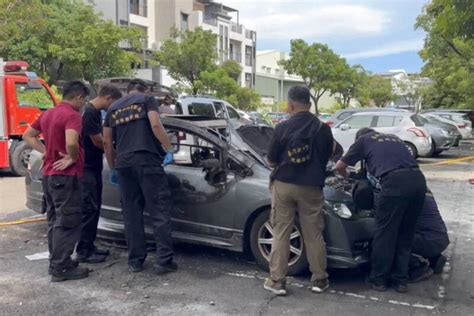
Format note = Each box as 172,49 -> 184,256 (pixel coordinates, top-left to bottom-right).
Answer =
155,0 -> 257,88
88,1 -> 256,87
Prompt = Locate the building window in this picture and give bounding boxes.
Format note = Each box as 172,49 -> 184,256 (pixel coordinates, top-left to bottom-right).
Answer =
245,73 -> 252,88
181,13 -> 189,30
245,45 -> 253,67
266,68 -> 271,74
275,69 -> 280,75
130,0 -> 147,17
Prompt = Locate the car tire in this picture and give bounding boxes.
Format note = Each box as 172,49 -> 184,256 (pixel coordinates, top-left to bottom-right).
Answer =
404,142 -> 418,159
249,209 -> 308,276
10,140 -> 31,177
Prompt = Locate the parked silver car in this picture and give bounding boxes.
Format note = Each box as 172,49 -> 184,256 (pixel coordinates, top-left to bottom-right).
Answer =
332,112 -> 432,158
25,117 -> 375,275
423,112 -> 472,139
419,115 -> 461,154
325,107 -> 408,128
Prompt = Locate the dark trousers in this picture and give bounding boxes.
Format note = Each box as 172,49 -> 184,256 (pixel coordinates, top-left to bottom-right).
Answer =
116,165 -> 173,266
43,175 -> 82,270
76,169 -> 103,256
369,170 -> 427,286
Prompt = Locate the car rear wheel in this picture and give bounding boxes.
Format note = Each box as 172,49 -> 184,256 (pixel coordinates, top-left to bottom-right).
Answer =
10,141 -> 31,177
404,142 -> 417,159
249,209 -> 308,276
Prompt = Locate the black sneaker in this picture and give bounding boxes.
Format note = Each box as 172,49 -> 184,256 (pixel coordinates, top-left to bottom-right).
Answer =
153,261 -> 178,275
49,260 -> 78,275
366,278 -> 388,292
430,255 -> 447,274
409,267 -> 433,283
92,246 -> 110,256
263,278 -> 287,296
51,266 -> 89,282
312,278 -> 329,293
77,253 -> 107,264
128,263 -> 144,273
392,283 -> 408,293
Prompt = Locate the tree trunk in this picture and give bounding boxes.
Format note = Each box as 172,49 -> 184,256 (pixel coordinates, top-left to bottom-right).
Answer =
310,93 -> 321,115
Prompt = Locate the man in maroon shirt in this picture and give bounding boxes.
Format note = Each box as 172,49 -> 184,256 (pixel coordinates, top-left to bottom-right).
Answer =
23,80 -> 90,282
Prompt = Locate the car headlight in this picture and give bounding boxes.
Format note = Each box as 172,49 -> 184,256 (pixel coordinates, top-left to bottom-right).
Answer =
440,129 -> 449,136
329,203 -> 352,219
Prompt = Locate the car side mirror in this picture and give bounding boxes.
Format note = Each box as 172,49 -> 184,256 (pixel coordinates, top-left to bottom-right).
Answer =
340,124 -> 350,131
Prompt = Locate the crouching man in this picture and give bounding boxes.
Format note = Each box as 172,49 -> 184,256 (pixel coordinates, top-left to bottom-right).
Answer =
408,190 -> 449,282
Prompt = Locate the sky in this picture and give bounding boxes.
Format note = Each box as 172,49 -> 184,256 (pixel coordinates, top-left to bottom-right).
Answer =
224,0 -> 429,73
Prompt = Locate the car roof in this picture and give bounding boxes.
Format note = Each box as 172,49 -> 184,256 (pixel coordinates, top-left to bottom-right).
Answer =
335,107 -> 407,114
349,111 -> 412,117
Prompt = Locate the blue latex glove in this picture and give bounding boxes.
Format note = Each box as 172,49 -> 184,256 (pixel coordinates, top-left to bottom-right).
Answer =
110,169 -> 119,186
163,151 -> 174,166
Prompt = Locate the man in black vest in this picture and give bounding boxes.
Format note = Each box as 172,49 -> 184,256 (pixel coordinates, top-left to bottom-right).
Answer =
336,128 -> 427,293
103,79 -> 176,274
264,86 -> 334,296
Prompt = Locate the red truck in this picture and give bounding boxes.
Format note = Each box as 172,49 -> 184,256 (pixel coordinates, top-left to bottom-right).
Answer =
0,60 -> 58,176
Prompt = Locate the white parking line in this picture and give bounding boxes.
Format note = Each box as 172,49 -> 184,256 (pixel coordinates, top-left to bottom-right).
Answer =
226,272 -> 438,311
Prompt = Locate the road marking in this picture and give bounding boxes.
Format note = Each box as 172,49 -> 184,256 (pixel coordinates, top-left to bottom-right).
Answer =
423,156 -> 474,166
0,217 -> 46,227
226,272 -> 438,311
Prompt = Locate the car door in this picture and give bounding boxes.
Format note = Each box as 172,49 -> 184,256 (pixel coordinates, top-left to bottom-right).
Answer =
163,127 -> 238,242
332,114 -> 375,151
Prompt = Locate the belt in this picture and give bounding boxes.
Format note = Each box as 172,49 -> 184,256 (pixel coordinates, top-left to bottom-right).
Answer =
381,167 -> 419,179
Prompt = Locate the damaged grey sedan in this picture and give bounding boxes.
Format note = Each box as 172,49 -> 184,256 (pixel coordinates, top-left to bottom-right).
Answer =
25,117 -> 375,275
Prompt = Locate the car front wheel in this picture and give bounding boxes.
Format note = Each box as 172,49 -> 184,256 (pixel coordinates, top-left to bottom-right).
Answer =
249,209 -> 308,276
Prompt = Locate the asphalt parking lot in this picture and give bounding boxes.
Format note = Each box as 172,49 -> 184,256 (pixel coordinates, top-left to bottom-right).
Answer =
1,142 -> 473,315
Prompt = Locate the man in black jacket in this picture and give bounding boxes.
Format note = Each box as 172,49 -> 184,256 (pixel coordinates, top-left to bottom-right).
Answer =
264,86 -> 334,296
336,128 -> 427,293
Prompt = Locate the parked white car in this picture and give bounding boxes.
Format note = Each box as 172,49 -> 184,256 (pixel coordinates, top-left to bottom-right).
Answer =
332,112 -> 432,158
423,112 -> 472,139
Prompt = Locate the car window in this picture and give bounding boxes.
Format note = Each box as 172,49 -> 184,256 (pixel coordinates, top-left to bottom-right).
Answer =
226,105 -> 240,119
344,115 -> 374,128
168,128 -> 221,167
410,115 -> 424,127
188,103 -> 215,117
375,115 -> 399,127
439,114 -> 452,120
15,82 -> 55,110
214,102 -> 226,118
338,111 -> 354,121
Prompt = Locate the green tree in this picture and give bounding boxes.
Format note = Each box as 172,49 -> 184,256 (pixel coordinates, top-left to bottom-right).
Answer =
200,68 -> 239,99
366,76 -> 395,107
221,60 -> 242,82
1,0 -> 143,85
279,39 -> 346,114
156,27 -> 218,95
416,0 -> 474,108
334,64 -> 368,109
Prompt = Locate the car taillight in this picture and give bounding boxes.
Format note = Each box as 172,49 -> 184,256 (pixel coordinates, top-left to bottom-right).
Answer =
326,121 -> 334,127
407,127 -> 427,137
457,124 -> 465,129
177,131 -> 187,141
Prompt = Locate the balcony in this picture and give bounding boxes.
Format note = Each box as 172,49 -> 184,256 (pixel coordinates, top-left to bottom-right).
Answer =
203,17 -> 218,26
231,22 -> 242,34
130,3 -> 147,17
230,52 -> 242,63
245,29 -> 256,41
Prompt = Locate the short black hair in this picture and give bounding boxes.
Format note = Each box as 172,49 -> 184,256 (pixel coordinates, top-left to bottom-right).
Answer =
127,79 -> 148,93
62,80 -> 89,100
288,86 -> 311,108
98,85 -> 122,100
356,127 -> 375,139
